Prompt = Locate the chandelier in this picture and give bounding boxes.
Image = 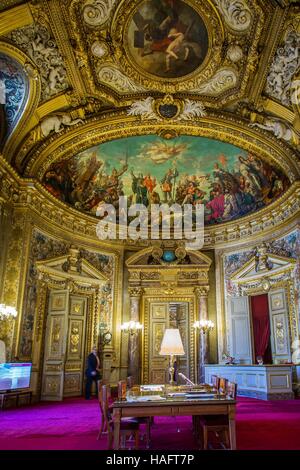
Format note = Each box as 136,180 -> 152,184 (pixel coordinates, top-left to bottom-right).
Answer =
0,304 -> 17,318
193,319 -> 215,334
120,321 -> 143,334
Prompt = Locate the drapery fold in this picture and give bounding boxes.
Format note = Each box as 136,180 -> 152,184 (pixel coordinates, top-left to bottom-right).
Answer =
251,294 -> 271,364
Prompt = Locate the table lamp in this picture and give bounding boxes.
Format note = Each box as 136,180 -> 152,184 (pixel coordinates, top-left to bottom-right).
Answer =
159,328 -> 185,385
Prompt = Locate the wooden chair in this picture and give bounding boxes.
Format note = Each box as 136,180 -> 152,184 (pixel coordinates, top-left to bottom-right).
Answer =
118,380 -> 127,400
199,380 -> 237,450
211,375 -> 220,391
218,377 -> 228,394
127,376 -> 134,389
101,384 -> 140,449
97,381 -> 118,440
126,377 -> 152,448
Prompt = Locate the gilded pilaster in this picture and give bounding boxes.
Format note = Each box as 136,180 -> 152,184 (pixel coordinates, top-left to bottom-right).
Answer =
194,286 -> 210,383
128,287 -> 143,383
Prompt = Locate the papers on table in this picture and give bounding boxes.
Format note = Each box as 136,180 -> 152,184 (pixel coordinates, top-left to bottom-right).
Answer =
132,395 -> 166,402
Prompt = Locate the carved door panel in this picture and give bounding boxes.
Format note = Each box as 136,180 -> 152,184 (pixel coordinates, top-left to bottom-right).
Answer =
41,290 -> 69,401
149,303 -> 169,384
228,296 -> 253,364
268,289 -> 291,363
64,296 -> 87,397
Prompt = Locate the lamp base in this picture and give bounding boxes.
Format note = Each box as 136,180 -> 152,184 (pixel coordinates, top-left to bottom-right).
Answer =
168,355 -> 175,385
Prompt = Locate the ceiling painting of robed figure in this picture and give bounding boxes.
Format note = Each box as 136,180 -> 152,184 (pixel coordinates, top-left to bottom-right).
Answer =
127,0 -> 209,78
42,135 -> 290,226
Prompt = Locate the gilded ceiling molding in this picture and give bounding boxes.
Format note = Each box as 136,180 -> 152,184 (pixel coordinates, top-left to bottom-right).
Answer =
45,0 -> 87,100
0,41 -> 41,163
0,3 -> 33,36
249,7 -> 288,105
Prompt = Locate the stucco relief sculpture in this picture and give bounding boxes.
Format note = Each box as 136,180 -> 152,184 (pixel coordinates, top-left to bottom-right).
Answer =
83,0 -> 116,27
250,118 -> 300,148
265,30 -> 300,107
97,64 -> 147,93
7,23 -> 69,101
194,68 -> 238,95
127,96 -> 206,121
40,114 -> 84,138
215,0 -> 252,32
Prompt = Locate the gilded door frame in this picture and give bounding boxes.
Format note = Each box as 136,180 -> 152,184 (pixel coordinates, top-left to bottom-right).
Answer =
31,249 -> 108,399
141,291 -> 197,384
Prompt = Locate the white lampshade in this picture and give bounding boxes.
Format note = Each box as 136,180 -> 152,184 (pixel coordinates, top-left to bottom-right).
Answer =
159,329 -> 185,356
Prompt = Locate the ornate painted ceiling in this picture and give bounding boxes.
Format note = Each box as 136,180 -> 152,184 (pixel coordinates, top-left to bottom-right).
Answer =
0,0 -> 300,229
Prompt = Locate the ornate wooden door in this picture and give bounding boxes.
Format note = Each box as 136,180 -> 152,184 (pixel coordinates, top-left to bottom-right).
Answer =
41,290 -> 88,400
268,289 -> 291,363
64,295 -> 87,397
41,290 -> 69,401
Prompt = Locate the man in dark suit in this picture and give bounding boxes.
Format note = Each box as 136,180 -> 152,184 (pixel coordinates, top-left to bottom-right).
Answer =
85,346 -> 101,399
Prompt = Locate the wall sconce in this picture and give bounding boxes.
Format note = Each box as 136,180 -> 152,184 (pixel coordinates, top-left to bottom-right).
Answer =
193,319 -> 215,334
120,321 -> 143,335
0,304 -> 17,318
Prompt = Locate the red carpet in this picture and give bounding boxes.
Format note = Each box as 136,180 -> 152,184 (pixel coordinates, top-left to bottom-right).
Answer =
0,397 -> 300,450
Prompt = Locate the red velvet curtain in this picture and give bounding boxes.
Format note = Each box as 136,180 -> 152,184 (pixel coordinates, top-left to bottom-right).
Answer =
250,294 -> 271,364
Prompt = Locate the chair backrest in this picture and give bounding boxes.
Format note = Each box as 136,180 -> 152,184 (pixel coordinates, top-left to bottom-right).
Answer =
211,375 -> 220,390
219,377 -> 228,394
118,380 -> 127,400
226,381 -> 237,399
101,384 -> 112,424
127,376 -> 134,389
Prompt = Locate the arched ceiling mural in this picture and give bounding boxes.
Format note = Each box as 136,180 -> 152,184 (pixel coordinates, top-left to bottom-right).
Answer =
42,135 -> 290,225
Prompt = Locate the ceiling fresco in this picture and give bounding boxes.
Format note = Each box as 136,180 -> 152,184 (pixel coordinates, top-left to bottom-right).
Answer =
127,0 -> 209,79
42,135 -> 290,225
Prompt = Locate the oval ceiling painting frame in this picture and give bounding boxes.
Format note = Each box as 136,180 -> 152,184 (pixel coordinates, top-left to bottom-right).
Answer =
42,135 -> 290,226
126,0 -> 209,79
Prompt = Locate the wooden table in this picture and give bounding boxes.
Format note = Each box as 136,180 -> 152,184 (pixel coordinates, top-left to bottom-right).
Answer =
112,396 -> 236,450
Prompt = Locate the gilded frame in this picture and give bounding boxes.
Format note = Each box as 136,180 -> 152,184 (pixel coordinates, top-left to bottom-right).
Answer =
112,0 -> 223,93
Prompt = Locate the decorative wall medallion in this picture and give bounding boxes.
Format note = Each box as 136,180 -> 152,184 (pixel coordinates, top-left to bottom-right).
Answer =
126,0 -> 208,79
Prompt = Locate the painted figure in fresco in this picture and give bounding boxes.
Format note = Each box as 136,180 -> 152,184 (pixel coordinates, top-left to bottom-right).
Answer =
131,171 -> 149,206
165,28 -> 189,71
161,167 -> 179,202
143,173 -> 157,194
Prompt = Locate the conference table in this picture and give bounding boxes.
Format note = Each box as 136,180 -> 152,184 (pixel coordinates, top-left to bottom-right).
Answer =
112,388 -> 236,450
